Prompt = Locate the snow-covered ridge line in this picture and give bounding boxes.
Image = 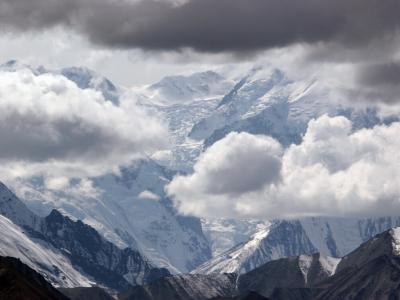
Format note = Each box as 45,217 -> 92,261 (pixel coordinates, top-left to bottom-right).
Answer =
197,217 -> 400,275
0,60 -> 121,105
0,214 -> 93,288
0,180 -> 169,290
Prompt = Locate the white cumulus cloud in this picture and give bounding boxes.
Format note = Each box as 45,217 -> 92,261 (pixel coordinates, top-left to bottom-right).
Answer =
167,115 -> 400,218
0,68 -> 168,180
166,132 -> 283,217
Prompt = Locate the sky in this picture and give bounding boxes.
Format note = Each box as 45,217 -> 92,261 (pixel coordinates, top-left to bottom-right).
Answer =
1,0 -> 399,88
0,29 -> 218,86
1,0 -> 400,219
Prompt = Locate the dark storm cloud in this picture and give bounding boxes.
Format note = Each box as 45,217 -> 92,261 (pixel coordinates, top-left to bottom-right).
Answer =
0,0 -> 78,29
359,62 -> 400,87
1,0 -> 400,52
2,0 -> 400,104
353,62 -> 400,104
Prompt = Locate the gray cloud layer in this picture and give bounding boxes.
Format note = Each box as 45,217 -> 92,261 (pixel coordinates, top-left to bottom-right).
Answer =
359,62 -> 400,88
2,0 -> 400,104
1,0 -> 400,52
351,62 -> 400,104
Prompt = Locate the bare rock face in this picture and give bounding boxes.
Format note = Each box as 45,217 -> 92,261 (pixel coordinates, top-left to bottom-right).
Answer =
237,253 -> 339,298
311,228 -> 400,300
266,228 -> 400,300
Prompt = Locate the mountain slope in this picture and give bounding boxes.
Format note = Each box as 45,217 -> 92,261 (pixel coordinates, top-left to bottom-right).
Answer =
195,220 -> 317,274
299,216 -> 400,258
38,210 -> 169,290
21,159 -> 212,274
118,253 -> 338,300
0,214 -> 93,288
118,227 -> 400,300
201,219 -> 271,257
0,182 -> 41,230
0,256 -> 69,300
118,273 -> 237,300
197,216 -> 400,275
309,227 -> 400,300
237,253 -> 339,298
256,227 -> 400,300
0,181 -> 169,290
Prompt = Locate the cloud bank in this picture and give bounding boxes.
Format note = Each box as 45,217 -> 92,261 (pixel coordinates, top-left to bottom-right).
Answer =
0,68 -> 167,180
1,0 -> 399,53
167,115 -> 400,218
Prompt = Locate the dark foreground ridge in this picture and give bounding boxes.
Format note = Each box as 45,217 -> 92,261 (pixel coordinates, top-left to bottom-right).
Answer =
0,256 -> 68,300
2,227 -> 400,299
58,287 -> 115,300
118,227 -> 400,300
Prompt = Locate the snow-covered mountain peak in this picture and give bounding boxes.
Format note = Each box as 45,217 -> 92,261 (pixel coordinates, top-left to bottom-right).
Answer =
215,68 -> 288,110
195,220 -> 316,275
60,66 -> 120,104
144,70 -> 234,105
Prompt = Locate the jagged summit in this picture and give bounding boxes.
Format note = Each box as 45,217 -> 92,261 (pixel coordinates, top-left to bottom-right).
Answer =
147,70 -> 233,105
336,226 -> 400,273
195,220 -> 317,275
310,227 -> 400,299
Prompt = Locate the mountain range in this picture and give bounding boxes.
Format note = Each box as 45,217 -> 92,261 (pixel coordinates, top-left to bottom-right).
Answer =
120,226 -> 400,300
3,224 -> 400,299
1,61 -> 400,299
